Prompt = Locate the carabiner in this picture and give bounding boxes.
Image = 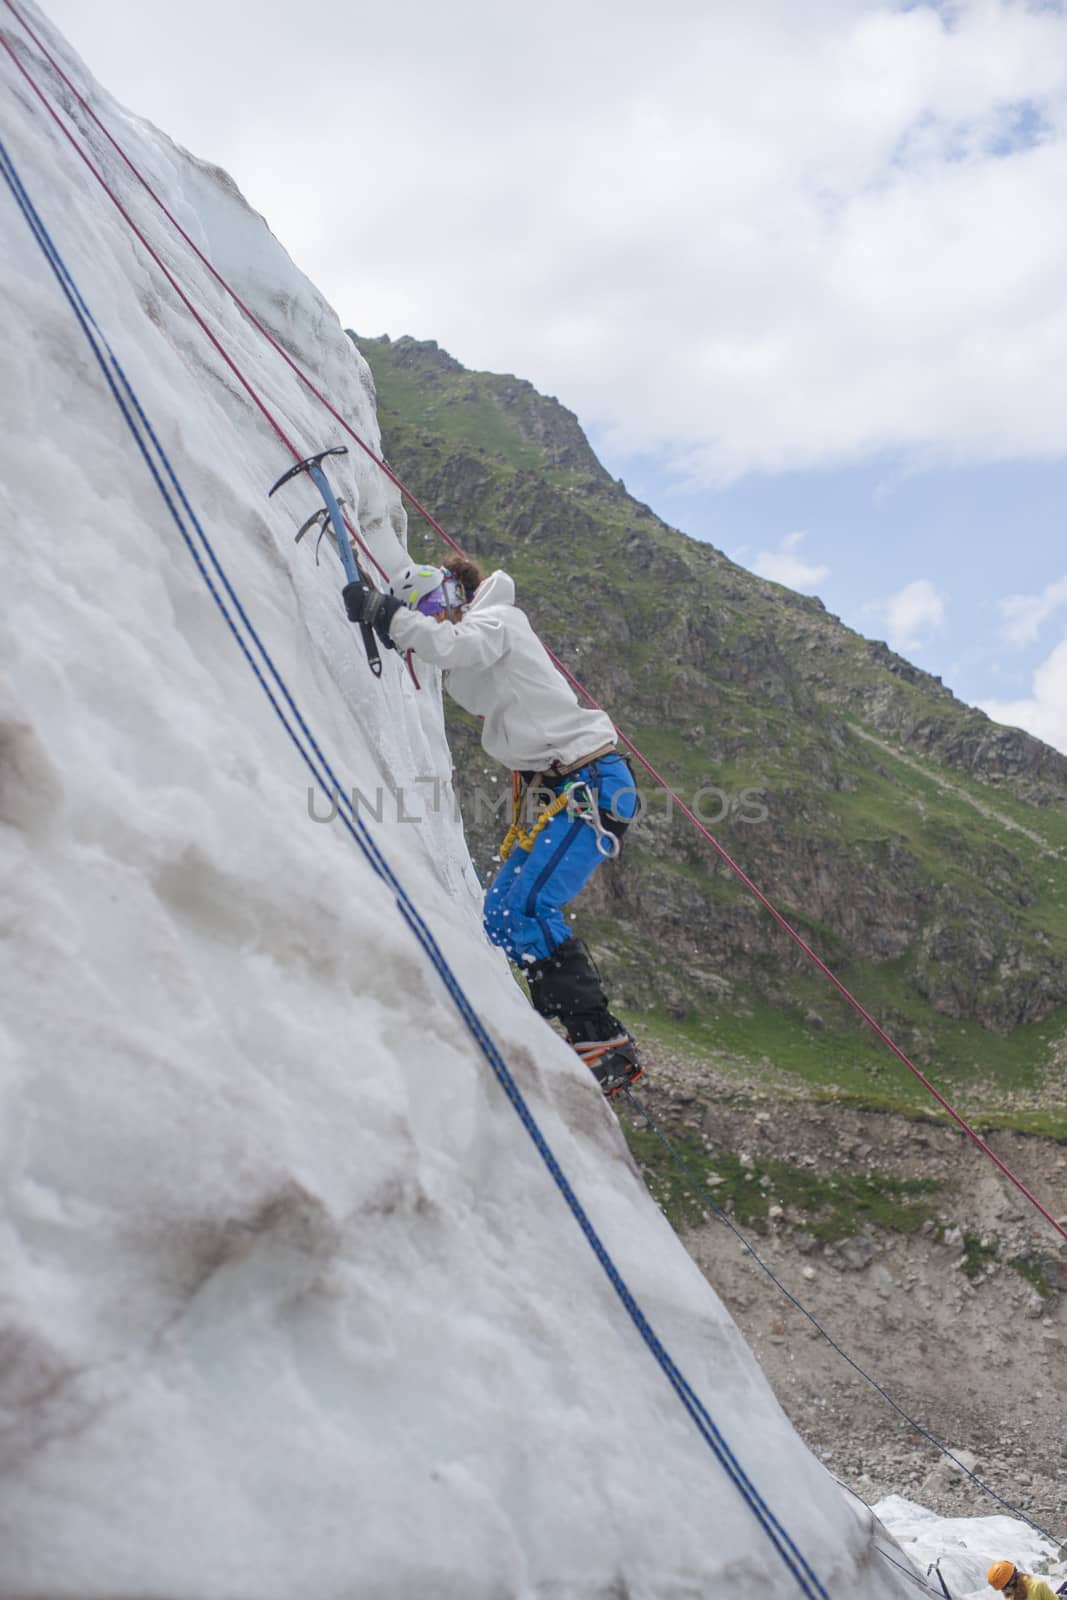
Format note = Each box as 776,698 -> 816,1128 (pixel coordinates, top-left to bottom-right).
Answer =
565,781 -> 620,860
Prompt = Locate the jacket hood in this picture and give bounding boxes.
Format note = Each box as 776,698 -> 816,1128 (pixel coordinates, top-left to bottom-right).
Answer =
394,561 -> 616,770
468,570 -> 514,611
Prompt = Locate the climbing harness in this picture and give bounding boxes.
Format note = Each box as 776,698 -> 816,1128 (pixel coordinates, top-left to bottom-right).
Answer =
0,131 -> 832,1600
9,24 -> 1059,1581
500,780 -> 570,861
500,775 -> 620,862
7,32 -> 1063,1570
13,0 -> 1057,1251
268,446 -> 380,677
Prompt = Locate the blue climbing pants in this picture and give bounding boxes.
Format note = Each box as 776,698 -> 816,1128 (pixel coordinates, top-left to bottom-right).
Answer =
483,753 -> 639,964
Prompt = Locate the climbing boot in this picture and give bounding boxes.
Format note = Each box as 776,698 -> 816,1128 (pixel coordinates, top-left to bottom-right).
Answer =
525,937 -> 642,1096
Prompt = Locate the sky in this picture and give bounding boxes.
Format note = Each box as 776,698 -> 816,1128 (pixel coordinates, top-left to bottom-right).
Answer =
40,0 -> 1067,754
1,60 -> 936,1588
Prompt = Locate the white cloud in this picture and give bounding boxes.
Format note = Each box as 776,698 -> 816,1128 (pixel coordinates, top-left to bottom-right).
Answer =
981,637 -> 1067,755
999,574 -> 1067,646
751,531 -> 830,592
42,0 -> 1067,485
880,578 -> 946,651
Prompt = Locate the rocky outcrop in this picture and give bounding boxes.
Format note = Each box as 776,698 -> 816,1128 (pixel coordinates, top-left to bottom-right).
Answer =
353,333 -> 1067,1060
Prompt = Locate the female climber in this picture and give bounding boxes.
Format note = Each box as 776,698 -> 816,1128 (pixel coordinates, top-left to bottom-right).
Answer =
344,554 -> 642,1097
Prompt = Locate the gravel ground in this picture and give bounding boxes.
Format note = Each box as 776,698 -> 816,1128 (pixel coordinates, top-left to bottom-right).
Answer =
621,1045 -> 1067,1537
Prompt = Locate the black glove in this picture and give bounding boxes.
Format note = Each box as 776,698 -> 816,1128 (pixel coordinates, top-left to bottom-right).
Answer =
343,583 -> 402,644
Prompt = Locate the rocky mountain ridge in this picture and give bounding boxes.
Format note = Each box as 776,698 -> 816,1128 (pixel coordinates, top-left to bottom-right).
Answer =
350,335 -> 1067,1525
351,332 -> 1067,1116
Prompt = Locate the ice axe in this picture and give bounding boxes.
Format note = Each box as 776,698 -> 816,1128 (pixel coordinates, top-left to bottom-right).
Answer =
269,446 -> 381,677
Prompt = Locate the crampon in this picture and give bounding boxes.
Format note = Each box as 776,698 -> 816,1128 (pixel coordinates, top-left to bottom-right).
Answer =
570,1033 -> 643,1098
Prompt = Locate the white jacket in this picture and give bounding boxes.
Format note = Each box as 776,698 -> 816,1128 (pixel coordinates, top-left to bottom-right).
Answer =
388,570 -> 617,771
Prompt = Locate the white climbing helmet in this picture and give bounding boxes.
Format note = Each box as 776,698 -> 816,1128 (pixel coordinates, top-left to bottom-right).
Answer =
388,562 -> 464,617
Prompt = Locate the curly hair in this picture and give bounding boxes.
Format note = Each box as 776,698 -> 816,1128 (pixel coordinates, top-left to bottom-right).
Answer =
443,553 -> 485,601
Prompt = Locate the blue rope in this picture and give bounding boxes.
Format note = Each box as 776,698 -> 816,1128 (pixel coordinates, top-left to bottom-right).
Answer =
1,135 -> 832,1599
622,1087 -> 1062,1550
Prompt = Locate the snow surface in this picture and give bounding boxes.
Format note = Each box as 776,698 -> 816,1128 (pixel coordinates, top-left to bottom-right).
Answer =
0,5 -> 1052,1596
876,1498 -> 1066,1600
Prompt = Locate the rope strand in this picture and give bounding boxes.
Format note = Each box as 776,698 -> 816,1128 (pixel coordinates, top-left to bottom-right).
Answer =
622,1086 -> 1063,1550
4,0 -> 1063,1251
0,131 -> 832,1600
0,17 -> 390,585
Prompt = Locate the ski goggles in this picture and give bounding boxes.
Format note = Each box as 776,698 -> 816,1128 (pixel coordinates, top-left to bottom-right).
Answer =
414,574 -> 465,616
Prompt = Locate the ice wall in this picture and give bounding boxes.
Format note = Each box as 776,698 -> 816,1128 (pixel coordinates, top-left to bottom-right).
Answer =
0,5 -> 918,1594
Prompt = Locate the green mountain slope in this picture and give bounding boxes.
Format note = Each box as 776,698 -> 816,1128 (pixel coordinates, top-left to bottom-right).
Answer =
351,332 -> 1067,1125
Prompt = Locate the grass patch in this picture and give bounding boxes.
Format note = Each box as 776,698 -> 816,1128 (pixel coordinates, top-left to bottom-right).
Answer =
360,330 -> 1067,1126
1008,1253 -> 1063,1300
838,733 -> 1067,937
960,1233 -> 999,1282
625,1001 -> 1067,1138
355,333 -> 602,488
622,1122 -> 941,1240
849,720 -> 1067,859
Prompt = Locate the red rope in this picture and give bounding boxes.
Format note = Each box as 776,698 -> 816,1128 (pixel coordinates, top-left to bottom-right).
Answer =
5,0 -> 1064,1246
0,0 -> 460,564
0,8 -> 390,584
552,662 -> 1067,1244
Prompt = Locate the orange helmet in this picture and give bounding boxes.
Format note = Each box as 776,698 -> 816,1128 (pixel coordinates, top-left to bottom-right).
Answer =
988,1563 -> 1018,1592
